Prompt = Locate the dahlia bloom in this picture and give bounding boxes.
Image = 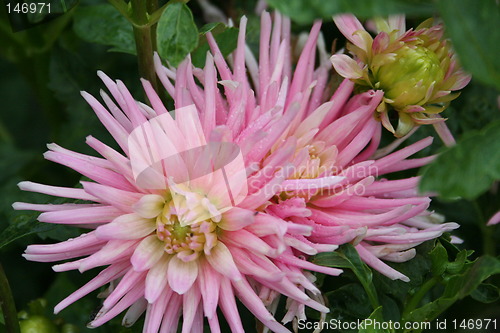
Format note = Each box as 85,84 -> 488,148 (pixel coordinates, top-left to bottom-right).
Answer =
14,12 -> 459,332
331,15 -> 471,137
248,13 -> 458,282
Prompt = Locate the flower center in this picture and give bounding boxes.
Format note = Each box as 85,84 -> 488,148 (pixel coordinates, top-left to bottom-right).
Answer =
156,210 -> 218,262
134,192 -> 220,262
291,141 -> 335,180
374,44 -> 444,107
276,140 -> 339,201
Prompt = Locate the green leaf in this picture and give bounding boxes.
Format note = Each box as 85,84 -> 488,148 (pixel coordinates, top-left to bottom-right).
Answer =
266,0 -> 436,24
314,244 -> 380,309
359,306 -> 390,333
437,0 -> 500,90
156,2 -> 198,67
73,4 -> 136,55
445,249 -> 468,275
191,23 -> 239,68
419,120 -> 500,200
429,241 -> 448,276
0,213 -> 55,251
325,283 -> 373,323
406,256 -> 500,322
470,283 -> 500,303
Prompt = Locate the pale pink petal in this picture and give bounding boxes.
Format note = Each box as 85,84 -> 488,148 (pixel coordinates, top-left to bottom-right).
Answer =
88,285 -> 143,328
95,214 -> 156,240
25,232 -> 102,255
122,298 -> 147,327
205,242 -> 242,281
487,210 -> 500,226
218,207 -> 256,231
218,278 -> 245,333
82,182 -> 142,212
222,229 -> 279,257
356,243 -> 410,282
144,288 -> 172,332
130,235 -> 165,271
102,269 -> 146,310
44,150 -> 135,192
132,194 -> 165,218
181,284 -> 202,333
333,14 -> 369,49
159,294 -> 182,333
80,91 -> 129,153
277,253 -> 343,276
167,255 -> 198,294
232,279 -> 290,333
145,255 -> 171,303
17,181 -> 98,201
432,116 -> 456,147
388,15 -> 406,35
54,261 -> 129,314
78,239 -> 138,272
330,54 -> 364,79
38,206 -> 122,224
141,78 -> 168,115
197,261 -> 221,318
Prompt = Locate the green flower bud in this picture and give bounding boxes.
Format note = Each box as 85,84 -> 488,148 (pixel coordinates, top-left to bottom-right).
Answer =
332,14 -> 471,137
19,316 -> 58,333
375,45 -> 444,108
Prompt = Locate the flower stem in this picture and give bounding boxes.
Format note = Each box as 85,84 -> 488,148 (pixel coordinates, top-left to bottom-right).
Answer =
402,275 -> 440,320
130,0 -> 163,100
0,262 -> 20,333
361,279 -> 380,311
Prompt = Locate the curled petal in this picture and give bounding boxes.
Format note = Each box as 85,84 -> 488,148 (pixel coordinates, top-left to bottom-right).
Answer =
395,112 -> 416,137
132,194 -> 165,218
330,54 -> 364,79
333,14 -> 370,50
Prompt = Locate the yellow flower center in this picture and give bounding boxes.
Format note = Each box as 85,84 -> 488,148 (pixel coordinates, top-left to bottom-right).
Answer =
291,141 -> 334,180
134,192 -> 220,262
156,210 -> 218,261
276,140 -> 338,200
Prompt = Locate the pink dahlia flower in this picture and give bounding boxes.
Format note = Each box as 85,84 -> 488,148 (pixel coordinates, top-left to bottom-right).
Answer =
331,14 -> 471,138
239,13 -> 458,283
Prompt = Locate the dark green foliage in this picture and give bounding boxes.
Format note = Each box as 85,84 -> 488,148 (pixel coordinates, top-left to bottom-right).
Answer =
73,4 -> 136,54
419,121 -> 500,200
